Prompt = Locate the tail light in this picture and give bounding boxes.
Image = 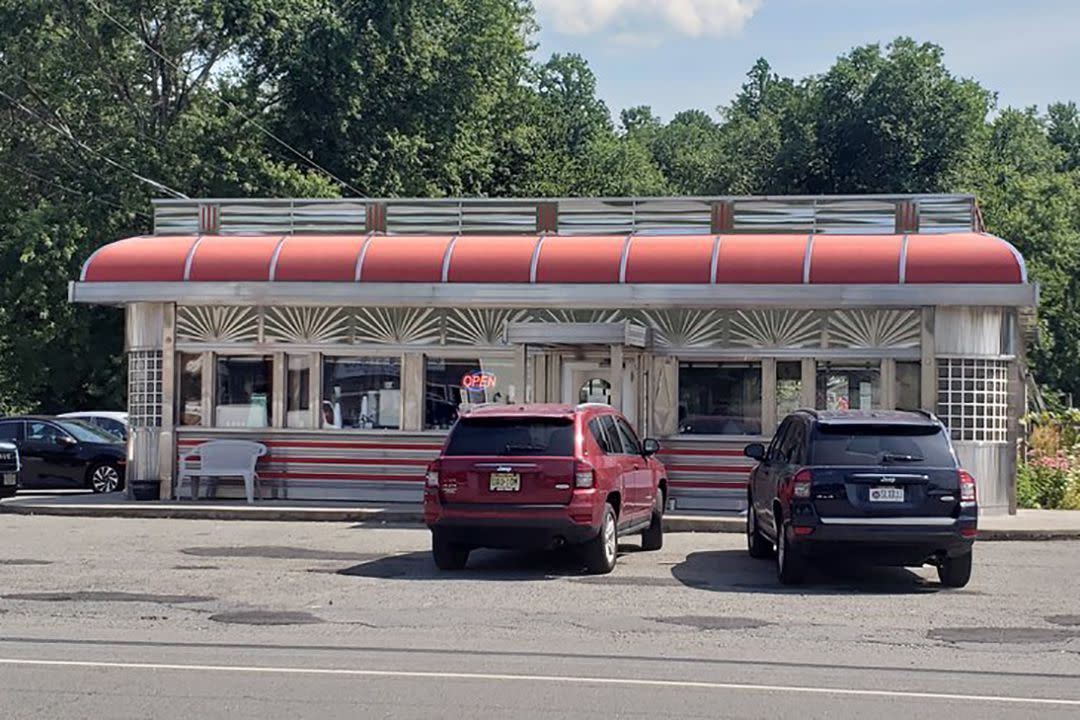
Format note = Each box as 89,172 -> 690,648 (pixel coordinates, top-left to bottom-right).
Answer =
425,463 -> 440,488
793,468 -> 812,499
574,464 -> 595,489
959,470 -> 977,503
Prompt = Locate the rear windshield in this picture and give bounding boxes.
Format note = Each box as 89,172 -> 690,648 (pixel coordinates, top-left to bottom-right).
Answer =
444,418 -> 575,457
810,424 -> 955,467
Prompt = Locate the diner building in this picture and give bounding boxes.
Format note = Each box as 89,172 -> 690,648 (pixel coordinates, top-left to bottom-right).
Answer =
70,195 -> 1037,514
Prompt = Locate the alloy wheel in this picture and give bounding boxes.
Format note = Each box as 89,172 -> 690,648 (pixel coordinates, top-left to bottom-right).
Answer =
91,465 -> 120,493
603,512 -> 617,565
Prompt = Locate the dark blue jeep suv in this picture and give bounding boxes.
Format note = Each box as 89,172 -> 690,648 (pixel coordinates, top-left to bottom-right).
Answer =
745,410 -> 977,587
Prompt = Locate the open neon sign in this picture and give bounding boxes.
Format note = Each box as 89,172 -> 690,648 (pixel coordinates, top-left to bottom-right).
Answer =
462,371 -> 498,390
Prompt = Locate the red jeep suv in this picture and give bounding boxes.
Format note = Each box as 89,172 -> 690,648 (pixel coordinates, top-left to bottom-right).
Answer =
423,404 -> 668,574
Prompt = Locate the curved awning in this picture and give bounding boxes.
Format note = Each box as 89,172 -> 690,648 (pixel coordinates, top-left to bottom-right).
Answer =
80,232 -> 1026,286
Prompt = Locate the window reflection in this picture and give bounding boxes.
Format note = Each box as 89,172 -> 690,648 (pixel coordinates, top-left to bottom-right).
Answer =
323,357 -> 401,430
678,362 -> 762,435
215,356 -> 272,428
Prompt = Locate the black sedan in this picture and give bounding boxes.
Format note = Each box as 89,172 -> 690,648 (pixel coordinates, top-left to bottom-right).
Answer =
0,416 -> 126,493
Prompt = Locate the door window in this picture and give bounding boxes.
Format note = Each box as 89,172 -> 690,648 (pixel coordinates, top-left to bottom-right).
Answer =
615,418 -> 643,455
779,419 -> 805,465
599,415 -> 625,454
579,377 -> 612,405
27,422 -> 64,443
0,422 -> 22,442
588,418 -> 616,454
766,419 -> 791,463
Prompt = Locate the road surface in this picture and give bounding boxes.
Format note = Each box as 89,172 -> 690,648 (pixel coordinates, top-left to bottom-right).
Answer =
2,515 -> 1079,718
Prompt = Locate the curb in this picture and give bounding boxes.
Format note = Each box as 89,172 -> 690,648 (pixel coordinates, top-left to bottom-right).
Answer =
2,502 -> 1079,540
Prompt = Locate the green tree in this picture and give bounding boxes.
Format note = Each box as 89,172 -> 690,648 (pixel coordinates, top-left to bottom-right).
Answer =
811,38 -> 992,193
0,0 -> 335,413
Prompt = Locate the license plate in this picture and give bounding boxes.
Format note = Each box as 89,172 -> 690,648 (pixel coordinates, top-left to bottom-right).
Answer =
489,472 -> 521,492
1,473 -> 16,486
869,486 -> 904,502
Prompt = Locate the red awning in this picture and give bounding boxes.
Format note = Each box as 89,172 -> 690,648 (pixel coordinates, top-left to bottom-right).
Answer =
80,232 -> 1026,285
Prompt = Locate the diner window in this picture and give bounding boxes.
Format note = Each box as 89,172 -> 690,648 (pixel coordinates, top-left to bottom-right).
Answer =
424,357 -> 514,430
323,357 -> 401,430
678,362 -> 762,435
896,362 -> 922,410
816,361 -> 880,411
215,356 -> 273,428
177,353 -> 204,426
776,361 -> 802,422
286,355 -> 312,428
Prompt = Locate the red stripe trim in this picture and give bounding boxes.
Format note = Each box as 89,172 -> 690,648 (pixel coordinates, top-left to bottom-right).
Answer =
668,480 -> 747,489
264,457 -> 430,467
258,471 -> 423,483
665,464 -> 752,474
659,448 -> 746,457
178,439 -> 443,452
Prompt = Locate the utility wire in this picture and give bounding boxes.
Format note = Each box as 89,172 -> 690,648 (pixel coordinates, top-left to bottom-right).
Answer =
0,87 -> 189,199
85,0 -> 366,198
0,159 -> 152,219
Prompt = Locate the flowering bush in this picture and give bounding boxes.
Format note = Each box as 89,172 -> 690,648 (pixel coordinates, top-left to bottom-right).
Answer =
1017,411 -> 1080,510
1017,454 -> 1073,509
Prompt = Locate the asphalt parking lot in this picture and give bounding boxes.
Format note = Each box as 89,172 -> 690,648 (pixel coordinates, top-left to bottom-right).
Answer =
2,515 -> 1079,719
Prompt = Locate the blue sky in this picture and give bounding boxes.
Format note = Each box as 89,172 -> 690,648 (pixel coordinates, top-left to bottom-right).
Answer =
532,0 -> 1080,121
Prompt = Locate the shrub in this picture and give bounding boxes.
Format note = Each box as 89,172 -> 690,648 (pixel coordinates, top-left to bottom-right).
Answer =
1017,454 -> 1073,509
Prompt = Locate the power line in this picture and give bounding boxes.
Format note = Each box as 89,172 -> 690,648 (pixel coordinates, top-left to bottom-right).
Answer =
0,159 -> 152,219
85,0 -> 366,198
0,86 -> 189,199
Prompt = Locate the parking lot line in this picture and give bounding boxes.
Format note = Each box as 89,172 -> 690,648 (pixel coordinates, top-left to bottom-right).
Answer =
0,656 -> 1077,707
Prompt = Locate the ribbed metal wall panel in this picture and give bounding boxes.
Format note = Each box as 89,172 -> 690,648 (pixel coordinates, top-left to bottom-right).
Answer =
175,429 -> 760,512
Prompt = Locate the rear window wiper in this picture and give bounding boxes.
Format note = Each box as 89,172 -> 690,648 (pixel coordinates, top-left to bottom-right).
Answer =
881,452 -> 924,463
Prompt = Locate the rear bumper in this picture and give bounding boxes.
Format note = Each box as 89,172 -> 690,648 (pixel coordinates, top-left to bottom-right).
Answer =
793,516 -> 976,564
424,488 -> 602,550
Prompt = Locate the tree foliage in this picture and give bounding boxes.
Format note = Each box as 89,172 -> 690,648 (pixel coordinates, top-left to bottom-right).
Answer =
1,6 -> 1079,410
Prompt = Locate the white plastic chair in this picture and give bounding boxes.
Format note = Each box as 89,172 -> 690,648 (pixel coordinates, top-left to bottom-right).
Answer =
177,440 -> 268,503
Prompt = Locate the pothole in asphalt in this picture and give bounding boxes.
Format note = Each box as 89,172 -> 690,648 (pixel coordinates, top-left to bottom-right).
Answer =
928,627 -> 1080,644
1,591 -> 214,604
0,559 -> 53,566
573,576 -> 708,587
182,546 -> 382,562
209,610 -> 323,626
652,615 -> 772,631
172,565 -> 220,571
1046,615 -> 1080,627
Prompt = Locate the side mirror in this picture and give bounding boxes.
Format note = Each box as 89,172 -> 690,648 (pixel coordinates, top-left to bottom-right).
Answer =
55,435 -> 77,448
743,442 -> 766,461
642,438 -> 661,457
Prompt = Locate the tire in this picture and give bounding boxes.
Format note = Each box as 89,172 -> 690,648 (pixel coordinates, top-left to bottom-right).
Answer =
776,521 -> 805,585
937,551 -> 973,588
584,503 -> 618,574
641,489 -> 664,552
87,463 -> 123,494
431,533 -> 470,571
746,501 -> 774,559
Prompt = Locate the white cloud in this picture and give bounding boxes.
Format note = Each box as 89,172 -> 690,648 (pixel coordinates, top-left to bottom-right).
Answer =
536,0 -> 762,38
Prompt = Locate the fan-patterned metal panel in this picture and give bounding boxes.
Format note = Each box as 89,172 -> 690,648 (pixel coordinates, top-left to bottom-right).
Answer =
538,309 -> 626,325
176,306 -> 259,344
264,307 -> 351,344
444,308 -> 531,346
828,309 -> 920,348
353,308 -> 443,345
640,309 -> 727,348
730,310 -> 821,348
